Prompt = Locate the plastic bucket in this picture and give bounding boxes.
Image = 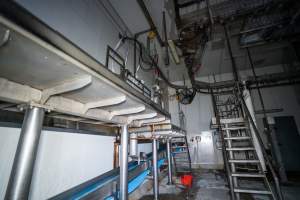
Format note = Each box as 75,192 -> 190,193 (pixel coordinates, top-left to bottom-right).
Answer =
180,174 -> 193,188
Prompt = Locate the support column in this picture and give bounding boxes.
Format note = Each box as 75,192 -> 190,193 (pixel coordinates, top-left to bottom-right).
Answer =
152,138 -> 159,200
120,124 -> 129,200
5,106 -> 45,200
243,87 -> 267,171
166,139 -> 173,185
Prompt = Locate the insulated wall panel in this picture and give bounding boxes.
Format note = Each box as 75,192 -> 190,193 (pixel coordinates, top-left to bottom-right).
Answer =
0,126 -> 114,200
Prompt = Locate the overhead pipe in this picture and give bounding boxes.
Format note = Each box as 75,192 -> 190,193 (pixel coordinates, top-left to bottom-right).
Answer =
125,23 -> 299,98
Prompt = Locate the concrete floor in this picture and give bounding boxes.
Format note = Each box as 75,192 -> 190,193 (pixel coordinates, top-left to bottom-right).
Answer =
139,169 -> 230,200
138,169 -> 300,200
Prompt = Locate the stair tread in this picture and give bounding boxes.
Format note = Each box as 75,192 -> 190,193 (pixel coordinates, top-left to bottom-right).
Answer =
176,171 -> 192,173
172,151 -> 188,154
231,172 -> 265,177
224,136 -> 251,140
234,187 -> 272,195
226,147 -> 255,151
222,127 -> 248,130
229,159 -> 260,163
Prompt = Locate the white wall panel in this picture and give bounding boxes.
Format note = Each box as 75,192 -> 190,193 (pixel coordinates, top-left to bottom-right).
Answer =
15,0 -> 170,89
138,143 -> 152,154
0,127 -> 20,200
0,126 -> 114,200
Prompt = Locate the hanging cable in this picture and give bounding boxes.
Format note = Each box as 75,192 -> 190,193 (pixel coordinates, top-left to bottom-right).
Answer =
121,35 -> 187,90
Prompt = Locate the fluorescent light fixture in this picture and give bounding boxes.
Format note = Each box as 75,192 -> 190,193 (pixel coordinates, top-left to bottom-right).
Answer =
168,40 -> 180,64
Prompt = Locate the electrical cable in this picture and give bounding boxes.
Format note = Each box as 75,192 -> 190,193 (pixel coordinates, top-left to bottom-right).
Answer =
121,36 -> 187,90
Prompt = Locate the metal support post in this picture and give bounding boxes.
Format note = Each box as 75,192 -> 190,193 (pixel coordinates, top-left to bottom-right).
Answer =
166,139 -> 173,185
120,124 -> 129,200
152,138 -> 159,200
5,106 -> 45,200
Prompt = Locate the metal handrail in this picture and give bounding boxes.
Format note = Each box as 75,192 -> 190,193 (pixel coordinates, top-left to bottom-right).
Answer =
105,46 -> 152,99
235,85 -> 284,200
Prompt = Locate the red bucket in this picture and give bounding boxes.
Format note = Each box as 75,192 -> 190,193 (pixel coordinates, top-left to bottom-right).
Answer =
180,174 -> 193,188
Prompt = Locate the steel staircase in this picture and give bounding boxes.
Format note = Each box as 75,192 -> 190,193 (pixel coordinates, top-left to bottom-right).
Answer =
171,136 -> 192,175
211,89 -> 278,200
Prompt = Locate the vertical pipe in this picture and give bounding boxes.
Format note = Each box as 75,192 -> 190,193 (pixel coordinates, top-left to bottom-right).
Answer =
152,138 -> 159,200
166,139 -> 173,185
267,117 -> 288,182
5,106 -> 45,200
224,25 -> 239,82
120,124 -> 129,200
246,48 -> 268,121
130,133 -> 138,157
162,11 -> 169,66
113,135 -> 120,169
133,34 -> 137,77
136,0 -> 164,46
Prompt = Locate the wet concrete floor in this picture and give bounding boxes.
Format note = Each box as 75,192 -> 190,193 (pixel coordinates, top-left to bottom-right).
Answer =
139,169 -> 300,200
139,169 -> 229,200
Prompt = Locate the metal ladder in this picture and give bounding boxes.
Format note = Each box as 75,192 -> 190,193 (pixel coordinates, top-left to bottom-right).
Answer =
171,136 -> 192,175
212,90 -> 277,200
